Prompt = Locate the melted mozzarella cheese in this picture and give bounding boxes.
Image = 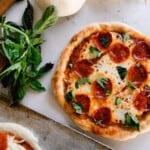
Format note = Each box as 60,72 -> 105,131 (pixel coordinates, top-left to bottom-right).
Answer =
7,136 -> 25,150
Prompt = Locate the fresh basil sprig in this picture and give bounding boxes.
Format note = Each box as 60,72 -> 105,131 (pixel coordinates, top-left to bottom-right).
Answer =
0,4 -> 58,104
33,6 -> 58,36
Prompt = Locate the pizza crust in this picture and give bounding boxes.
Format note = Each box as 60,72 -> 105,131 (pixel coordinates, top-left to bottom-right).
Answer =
0,122 -> 42,150
52,22 -> 150,141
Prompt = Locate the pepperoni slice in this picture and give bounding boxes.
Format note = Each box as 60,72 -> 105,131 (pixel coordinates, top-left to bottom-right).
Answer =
0,132 -> 7,150
92,107 -> 111,128
74,59 -> 94,77
108,42 -> 130,63
128,64 -> 147,86
132,41 -> 150,60
75,94 -> 90,113
133,91 -> 150,112
92,31 -> 112,49
92,79 -> 112,100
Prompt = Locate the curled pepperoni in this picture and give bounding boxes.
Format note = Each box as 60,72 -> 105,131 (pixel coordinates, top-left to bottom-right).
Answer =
128,64 -> 147,86
75,94 -> 90,113
0,132 -> 7,150
92,79 -> 112,100
133,91 -> 150,112
132,41 -> 150,60
92,107 -> 111,128
92,31 -> 112,49
108,42 -> 130,63
74,59 -> 94,77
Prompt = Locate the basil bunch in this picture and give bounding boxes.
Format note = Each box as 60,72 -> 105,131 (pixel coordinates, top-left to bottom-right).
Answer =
0,0 -> 58,104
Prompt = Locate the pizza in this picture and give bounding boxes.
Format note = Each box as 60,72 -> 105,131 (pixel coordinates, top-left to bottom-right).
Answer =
0,123 -> 42,150
52,22 -> 150,140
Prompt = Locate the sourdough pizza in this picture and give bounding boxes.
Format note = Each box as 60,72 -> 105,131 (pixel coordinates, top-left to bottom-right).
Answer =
0,123 -> 42,150
52,23 -> 150,140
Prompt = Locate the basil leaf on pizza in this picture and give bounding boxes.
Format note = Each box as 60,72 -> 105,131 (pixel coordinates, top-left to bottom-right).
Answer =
124,113 -> 140,131
116,66 -> 127,80
52,23 -> 150,140
72,103 -> 83,114
89,46 -> 101,58
96,78 -> 108,89
122,33 -> 130,43
127,81 -> 136,91
115,97 -> 122,105
65,90 -> 74,103
75,78 -> 91,89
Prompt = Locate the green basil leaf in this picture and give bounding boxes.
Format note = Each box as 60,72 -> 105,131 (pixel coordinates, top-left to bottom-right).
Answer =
89,46 -> 101,58
0,62 -> 21,79
22,0 -> 34,30
124,113 -> 140,131
127,81 -> 136,91
72,103 -> 83,114
7,21 -> 24,30
115,97 -> 122,105
30,37 -> 44,46
0,16 -> 6,24
106,90 -> 111,96
17,85 -> 27,99
27,47 -> 41,68
36,63 -> 53,78
10,84 -> 26,104
75,78 -> 91,89
33,6 -> 58,36
122,33 -> 130,43
116,66 -> 127,80
26,71 -> 37,78
65,90 -> 74,103
99,36 -> 110,48
96,78 -> 108,89
28,80 -> 46,91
